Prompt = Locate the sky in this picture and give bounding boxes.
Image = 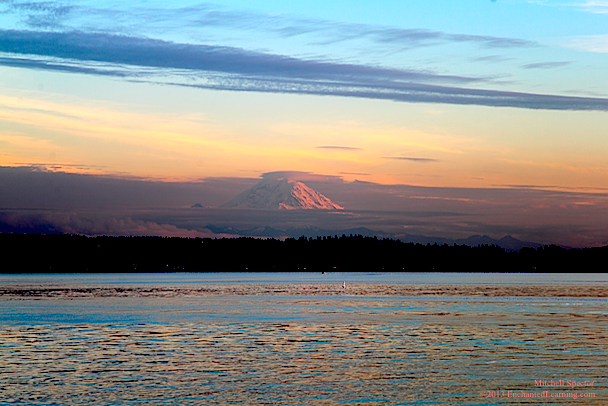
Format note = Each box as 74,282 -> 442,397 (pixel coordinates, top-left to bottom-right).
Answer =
1,0 -> 608,247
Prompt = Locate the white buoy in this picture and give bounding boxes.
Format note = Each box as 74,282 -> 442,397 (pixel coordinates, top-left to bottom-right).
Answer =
342,281 -> 346,289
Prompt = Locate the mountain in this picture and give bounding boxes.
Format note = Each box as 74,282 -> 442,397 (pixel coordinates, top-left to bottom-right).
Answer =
205,224 -> 543,250
220,178 -> 344,210
450,235 -> 543,251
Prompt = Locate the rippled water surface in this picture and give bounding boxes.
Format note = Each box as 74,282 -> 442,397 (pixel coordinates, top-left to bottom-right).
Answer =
1,275 -> 606,405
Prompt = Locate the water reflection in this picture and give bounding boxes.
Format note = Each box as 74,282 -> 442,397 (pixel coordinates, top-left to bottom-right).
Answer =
1,296 -> 606,405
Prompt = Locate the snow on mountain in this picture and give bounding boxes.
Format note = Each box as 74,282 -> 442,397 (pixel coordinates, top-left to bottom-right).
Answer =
221,178 -> 344,210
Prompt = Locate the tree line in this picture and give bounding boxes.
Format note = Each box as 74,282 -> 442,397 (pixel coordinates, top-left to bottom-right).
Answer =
1,233 -> 606,273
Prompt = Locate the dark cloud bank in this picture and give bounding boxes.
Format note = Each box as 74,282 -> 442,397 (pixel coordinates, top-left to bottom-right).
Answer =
2,30 -> 608,111
2,167 -> 608,248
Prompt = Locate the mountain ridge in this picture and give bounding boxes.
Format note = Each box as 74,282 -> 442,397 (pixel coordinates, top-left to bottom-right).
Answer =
204,224 -> 545,251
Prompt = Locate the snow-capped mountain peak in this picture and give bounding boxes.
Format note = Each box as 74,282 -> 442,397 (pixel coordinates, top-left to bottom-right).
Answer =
221,178 -> 344,210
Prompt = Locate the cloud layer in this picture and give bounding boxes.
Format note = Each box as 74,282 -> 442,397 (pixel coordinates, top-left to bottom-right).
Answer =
2,29 -> 608,111
3,167 -> 608,247
0,211 -> 207,237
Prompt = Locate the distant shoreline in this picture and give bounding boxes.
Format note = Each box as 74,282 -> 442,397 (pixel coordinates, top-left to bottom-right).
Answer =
1,283 -> 606,298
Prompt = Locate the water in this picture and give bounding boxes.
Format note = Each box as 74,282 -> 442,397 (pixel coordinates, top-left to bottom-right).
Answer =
1,273 -> 606,405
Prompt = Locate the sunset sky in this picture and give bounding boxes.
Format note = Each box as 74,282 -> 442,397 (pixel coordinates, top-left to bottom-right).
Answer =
1,1 -> 608,247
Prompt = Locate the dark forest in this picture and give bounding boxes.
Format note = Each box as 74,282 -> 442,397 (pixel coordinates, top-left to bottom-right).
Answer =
2,233 -> 606,273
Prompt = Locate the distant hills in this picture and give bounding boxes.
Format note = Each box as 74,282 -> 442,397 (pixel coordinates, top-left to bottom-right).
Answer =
204,224 -> 543,251
220,178 -> 344,210
454,235 -> 544,251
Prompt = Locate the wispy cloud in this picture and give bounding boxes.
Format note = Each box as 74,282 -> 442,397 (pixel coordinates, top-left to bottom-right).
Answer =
576,1 -> 608,14
7,1 -> 75,29
14,162 -> 109,172
339,172 -> 370,176
261,171 -> 345,183
495,183 -> 608,192
1,1 -> 536,50
521,61 -> 571,69
383,157 -> 439,162
531,1 -> 608,14
565,34 -> 608,53
472,55 -> 514,63
315,26 -> 535,49
317,146 -> 362,151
